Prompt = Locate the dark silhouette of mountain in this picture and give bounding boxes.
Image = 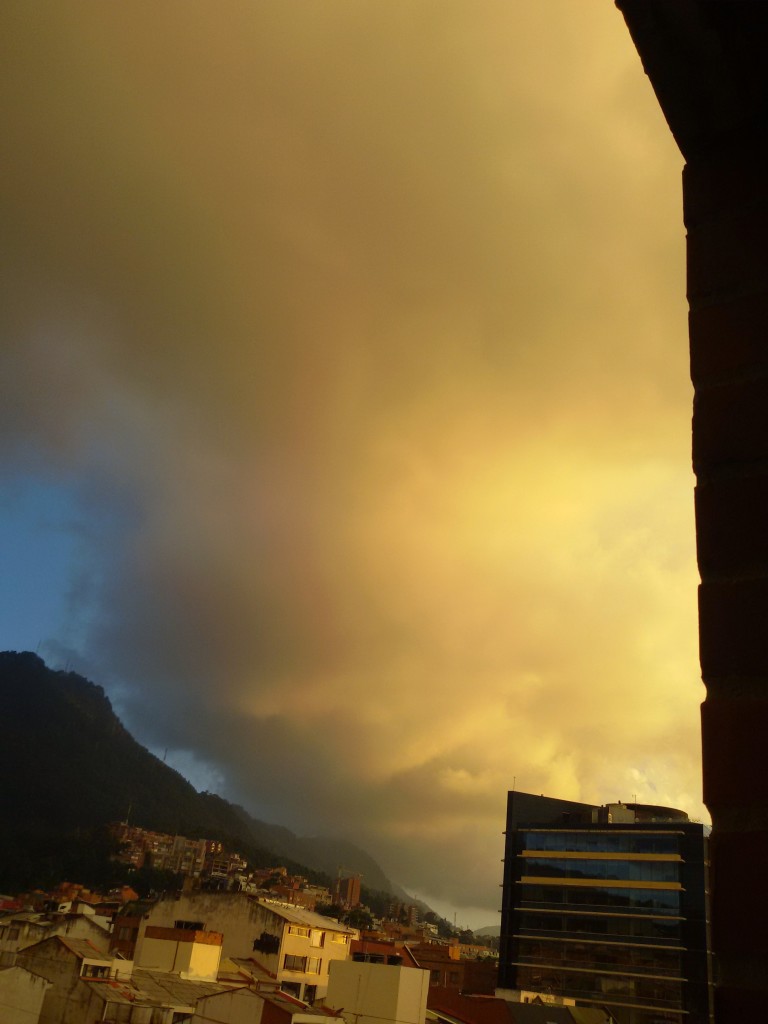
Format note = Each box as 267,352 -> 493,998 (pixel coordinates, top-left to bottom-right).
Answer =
0,651 -> 399,896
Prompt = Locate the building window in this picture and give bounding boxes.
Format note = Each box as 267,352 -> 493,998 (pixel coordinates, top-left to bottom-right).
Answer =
253,932 -> 280,954
305,984 -> 317,1004
174,919 -> 204,931
310,930 -> 325,947
308,957 -> 321,974
284,954 -> 308,972
331,932 -> 349,944
81,964 -> 109,979
449,971 -> 459,984
430,970 -> 440,985
288,925 -> 310,936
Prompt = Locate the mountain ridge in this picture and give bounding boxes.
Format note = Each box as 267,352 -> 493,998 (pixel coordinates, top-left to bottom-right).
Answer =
0,650 -> 403,899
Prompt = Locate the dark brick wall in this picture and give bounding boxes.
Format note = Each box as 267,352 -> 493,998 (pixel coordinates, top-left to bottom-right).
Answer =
686,139 -> 768,1017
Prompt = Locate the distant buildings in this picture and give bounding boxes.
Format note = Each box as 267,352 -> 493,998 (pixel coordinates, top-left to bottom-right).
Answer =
0,818 -> 503,1022
110,823 -> 247,883
497,792 -> 712,1024
333,874 -> 362,910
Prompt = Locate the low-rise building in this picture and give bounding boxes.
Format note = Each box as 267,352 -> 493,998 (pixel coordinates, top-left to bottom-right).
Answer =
15,935 -> 132,1024
16,927 -> 254,1023
191,986 -> 334,1024
325,958 -> 429,1024
134,892 -> 356,1002
0,911 -> 110,968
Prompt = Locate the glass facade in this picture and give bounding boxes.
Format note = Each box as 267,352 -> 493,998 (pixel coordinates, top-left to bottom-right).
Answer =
518,882 -> 681,914
498,794 -> 712,1024
518,910 -> 682,943
522,855 -> 681,882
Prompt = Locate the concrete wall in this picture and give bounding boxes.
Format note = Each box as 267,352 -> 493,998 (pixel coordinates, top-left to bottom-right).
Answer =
16,941 -> 81,1024
0,965 -> 50,1024
325,960 -> 429,1024
139,927 -> 222,980
191,988 -> 267,1024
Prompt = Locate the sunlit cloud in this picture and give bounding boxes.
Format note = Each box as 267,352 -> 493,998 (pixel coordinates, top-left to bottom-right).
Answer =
0,1 -> 700,923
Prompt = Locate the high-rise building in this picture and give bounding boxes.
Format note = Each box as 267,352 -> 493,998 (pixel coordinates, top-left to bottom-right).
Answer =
498,792 -> 712,1024
334,874 -> 362,909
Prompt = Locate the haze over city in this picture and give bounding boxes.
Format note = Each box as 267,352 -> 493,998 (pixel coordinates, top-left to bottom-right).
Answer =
1,2 -> 704,928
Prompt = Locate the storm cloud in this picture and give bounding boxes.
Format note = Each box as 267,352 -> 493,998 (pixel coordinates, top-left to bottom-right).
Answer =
0,2 -> 701,921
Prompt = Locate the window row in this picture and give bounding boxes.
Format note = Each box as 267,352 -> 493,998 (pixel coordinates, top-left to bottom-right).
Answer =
517,911 -> 682,943
514,964 -> 684,1009
521,857 -> 680,884
518,831 -> 681,856
515,937 -> 683,977
518,884 -> 681,914
283,954 -> 324,974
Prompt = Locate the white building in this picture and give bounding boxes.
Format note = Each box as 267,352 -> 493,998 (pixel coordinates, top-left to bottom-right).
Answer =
324,959 -> 429,1024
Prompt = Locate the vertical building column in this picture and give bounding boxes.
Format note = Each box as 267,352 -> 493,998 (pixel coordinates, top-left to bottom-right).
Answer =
687,139 -> 768,1017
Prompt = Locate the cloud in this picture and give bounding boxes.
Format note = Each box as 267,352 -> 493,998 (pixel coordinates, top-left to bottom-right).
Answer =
0,1 -> 702,918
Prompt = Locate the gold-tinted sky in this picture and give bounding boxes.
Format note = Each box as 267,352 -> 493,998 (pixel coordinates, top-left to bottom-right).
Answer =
1,2 -> 701,923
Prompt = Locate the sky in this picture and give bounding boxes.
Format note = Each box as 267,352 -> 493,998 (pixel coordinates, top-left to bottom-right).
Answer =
0,2 -> 703,929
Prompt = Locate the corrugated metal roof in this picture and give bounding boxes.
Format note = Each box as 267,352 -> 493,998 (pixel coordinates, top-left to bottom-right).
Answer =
83,968 -> 234,1008
256,898 -> 355,934
54,935 -> 112,962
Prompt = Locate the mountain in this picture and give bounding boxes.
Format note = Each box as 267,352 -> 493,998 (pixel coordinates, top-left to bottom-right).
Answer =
0,651 -> 398,896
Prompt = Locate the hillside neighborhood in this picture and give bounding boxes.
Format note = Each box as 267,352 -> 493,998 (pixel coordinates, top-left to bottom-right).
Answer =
0,821 -> 608,1024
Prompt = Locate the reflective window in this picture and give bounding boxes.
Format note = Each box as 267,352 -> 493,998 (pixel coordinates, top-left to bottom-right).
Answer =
519,883 -> 681,914
522,857 -> 680,884
514,964 -> 683,1009
517,911 -> 682,943
515,937 -> 682,977
519,831 -> 680,856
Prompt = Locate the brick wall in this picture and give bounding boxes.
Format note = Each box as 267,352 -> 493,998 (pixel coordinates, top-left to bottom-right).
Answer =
687,138 -> 768,1018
